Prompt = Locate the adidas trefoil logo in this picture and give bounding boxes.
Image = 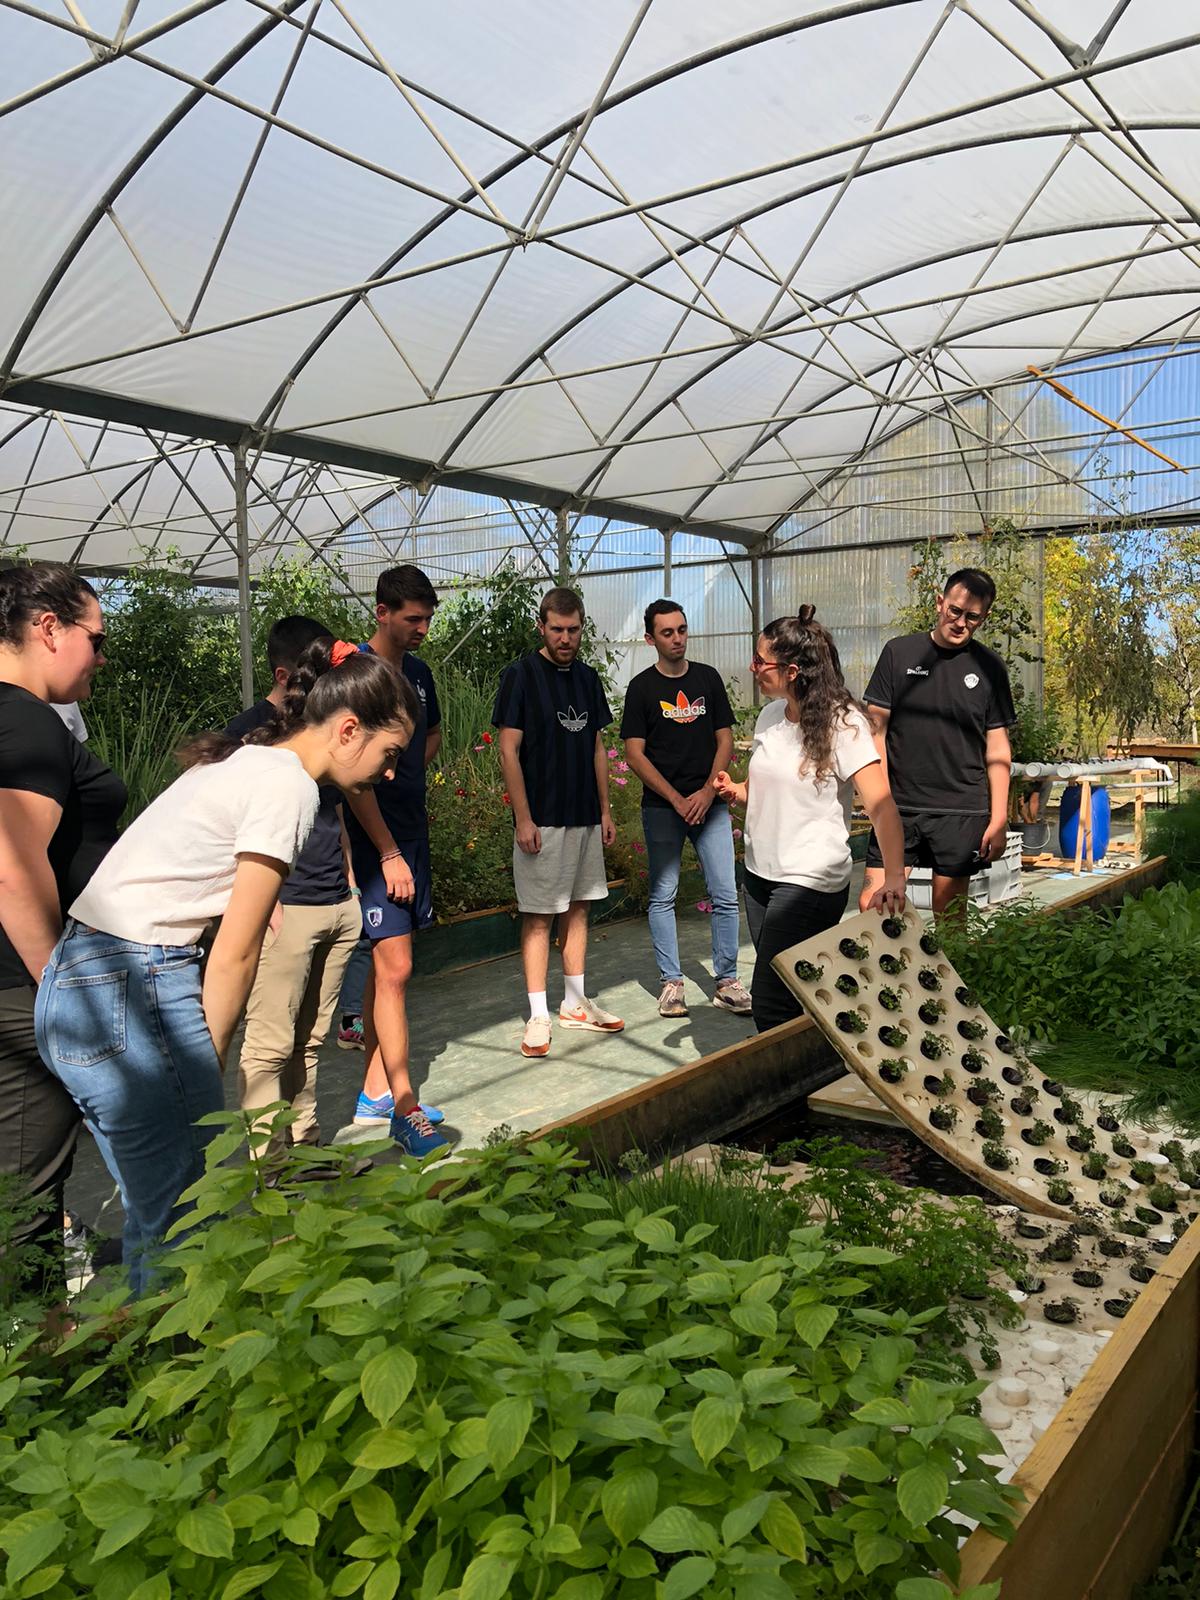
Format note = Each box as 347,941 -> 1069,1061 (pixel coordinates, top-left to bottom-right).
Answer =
659,690 -> 707,724
557,705 -> 588,732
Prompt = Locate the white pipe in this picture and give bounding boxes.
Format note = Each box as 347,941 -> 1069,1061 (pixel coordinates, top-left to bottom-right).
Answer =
1014,758 -> 1173,781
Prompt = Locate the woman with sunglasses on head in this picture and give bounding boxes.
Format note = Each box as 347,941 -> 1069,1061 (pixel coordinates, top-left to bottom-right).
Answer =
0,562 -> 126,1301
714,606 -> 907,1034
36,638 -> 417,1293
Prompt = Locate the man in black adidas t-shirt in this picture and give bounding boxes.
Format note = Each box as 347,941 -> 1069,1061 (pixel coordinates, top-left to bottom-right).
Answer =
621,600 -> 750,1019
859,567 -> 1016,917
494,587 -> 624,1059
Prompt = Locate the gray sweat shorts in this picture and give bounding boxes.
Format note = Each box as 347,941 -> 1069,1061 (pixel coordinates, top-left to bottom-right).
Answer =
513,825 -> 609,915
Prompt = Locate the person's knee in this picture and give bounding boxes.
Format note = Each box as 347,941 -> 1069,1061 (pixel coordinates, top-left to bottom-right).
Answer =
373,941 -> 413,989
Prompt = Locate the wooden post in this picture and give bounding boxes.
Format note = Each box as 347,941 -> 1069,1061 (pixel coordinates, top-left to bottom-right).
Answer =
1072,780 -> 1090,875
1083,779 -> 1094,872
1134,771 -> 1147,865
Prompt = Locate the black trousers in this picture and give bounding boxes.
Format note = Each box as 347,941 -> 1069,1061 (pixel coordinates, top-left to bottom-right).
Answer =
743,868 -> 849,1034
0,983 -> 79,1301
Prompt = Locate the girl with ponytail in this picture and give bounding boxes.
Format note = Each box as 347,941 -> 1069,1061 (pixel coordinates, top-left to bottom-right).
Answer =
714,606 -> 906,1033
35,638 -> 417,1292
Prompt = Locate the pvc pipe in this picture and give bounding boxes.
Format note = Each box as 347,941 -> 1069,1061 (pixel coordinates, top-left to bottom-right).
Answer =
1014,759 -> 1173,781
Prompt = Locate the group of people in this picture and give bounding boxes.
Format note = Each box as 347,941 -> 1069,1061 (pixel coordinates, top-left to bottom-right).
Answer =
0,555 -> 1014,1295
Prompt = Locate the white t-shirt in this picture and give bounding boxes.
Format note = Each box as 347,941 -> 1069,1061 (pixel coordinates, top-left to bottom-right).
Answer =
743,699 -> 879,891
52,702 -> 87,742
71,746 -> 320,945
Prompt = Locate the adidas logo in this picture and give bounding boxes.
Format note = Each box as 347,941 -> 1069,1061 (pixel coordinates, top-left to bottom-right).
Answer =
659,690 -> 707,724
557,705 -> 588,732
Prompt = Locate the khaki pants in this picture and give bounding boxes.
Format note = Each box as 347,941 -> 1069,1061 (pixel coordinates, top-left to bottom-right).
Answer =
238,897 -> 361,1156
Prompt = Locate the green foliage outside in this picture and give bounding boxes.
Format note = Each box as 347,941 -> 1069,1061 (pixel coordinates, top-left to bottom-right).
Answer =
940,883 -> 1200,1132
0,1129 -> 1014,1600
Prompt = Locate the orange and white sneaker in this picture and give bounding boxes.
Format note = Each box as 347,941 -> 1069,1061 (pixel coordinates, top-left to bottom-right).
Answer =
521,1015 -> 552,1058
559,997 -> 625,1033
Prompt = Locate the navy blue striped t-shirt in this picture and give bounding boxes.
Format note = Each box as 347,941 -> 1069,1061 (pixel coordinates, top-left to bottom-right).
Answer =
493,651 -> 612,828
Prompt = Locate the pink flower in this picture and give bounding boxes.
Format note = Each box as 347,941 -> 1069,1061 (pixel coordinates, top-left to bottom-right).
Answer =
614,776 -> 627,787
473,744 -> 486,751
632,841 -> 645,853
616,760 -> 629,773
732,827 -> 743,841
606,747 -> 617,759
696,899 -> 713,914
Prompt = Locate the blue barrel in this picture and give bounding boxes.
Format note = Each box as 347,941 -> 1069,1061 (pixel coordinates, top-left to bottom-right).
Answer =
1059,784 -> 1110,860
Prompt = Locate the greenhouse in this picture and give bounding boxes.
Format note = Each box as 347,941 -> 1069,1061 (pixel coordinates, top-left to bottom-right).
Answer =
2,3 -> 1200,1598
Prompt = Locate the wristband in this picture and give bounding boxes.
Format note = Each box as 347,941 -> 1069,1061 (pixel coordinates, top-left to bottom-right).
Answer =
349,886 -> 361,897
380,849 -> 403,864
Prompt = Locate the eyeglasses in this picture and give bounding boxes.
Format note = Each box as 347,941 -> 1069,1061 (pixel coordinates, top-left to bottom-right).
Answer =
80,627 -> 106,655
750,653 -> 778,671
943,602 -> 986,627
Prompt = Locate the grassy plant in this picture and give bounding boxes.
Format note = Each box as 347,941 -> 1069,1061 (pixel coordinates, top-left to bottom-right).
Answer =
84,685 -> 212,823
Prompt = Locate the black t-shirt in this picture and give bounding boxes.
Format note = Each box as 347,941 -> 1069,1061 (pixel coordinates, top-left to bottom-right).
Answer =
343,647 -> 439,848
864,633 -> 1017,815
0,685 -> 126,988
225,700 -> 349,907
620,661 -> 734,809
493,652 -> 613,828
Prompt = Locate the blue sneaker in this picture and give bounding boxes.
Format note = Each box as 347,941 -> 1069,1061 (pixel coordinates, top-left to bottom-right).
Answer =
390,1108 -> 449,1157
353,1091 -> 393,1125
354,1091 -> 444,1126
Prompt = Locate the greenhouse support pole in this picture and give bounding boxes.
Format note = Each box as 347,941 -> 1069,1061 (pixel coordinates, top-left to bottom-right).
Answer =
233,439 -> 254,711
555,505 -> 571,583
663,529 -> 673,596
750,552 -> 763,706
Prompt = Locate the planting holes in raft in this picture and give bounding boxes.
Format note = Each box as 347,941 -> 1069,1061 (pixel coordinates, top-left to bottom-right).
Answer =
773,904 -> 1200,1223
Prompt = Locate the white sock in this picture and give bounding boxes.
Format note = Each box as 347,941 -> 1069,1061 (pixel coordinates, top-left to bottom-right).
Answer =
563,973 -> 586,1010
527,991 -> 550,1020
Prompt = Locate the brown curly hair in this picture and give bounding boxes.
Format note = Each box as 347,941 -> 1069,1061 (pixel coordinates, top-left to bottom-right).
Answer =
760,604 -> 864,783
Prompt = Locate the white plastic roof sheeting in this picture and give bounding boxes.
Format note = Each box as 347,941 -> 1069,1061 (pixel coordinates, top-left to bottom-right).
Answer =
4,0 -> 1200,559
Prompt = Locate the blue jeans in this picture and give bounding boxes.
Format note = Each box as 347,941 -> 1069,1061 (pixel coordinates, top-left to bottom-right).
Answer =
35,921 -> 224,1294
642,802 -> 740,983
339,937 -> 370,1017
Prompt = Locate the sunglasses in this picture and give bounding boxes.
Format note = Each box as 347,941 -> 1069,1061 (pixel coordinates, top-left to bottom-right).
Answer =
751,653 -> 780,671
80,627 -> 106,655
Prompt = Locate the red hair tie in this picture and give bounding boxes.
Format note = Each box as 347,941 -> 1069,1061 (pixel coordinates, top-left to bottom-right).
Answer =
330,639 -> 358,667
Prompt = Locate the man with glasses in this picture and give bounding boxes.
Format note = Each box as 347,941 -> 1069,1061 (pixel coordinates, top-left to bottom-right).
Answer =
858,568 -> 1016,919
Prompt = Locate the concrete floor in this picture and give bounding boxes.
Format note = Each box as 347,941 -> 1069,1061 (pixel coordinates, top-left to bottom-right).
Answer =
62,845 -> 1142,1235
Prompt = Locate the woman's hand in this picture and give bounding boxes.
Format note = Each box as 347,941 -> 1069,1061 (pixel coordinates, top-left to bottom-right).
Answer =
865,873 -> 907,915
713,769 -> 747,807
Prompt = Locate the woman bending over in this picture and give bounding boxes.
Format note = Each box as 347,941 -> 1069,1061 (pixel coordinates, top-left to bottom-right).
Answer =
715,606 -> 906,1033
36,639 -> 416,1292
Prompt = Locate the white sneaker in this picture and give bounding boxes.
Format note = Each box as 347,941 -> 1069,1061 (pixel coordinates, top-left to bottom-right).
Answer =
521,1015 -> 552,1057
559,997 -> 625,1033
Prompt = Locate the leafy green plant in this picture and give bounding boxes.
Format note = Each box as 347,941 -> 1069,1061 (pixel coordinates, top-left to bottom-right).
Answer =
1147,789 -> 1200,887
941,886 -> 1200,1131
0,1129 -> 1019,1599
1021,1120 -> 1053,1148
981,1142 -> 1013,1172
878,987 -> 902,1012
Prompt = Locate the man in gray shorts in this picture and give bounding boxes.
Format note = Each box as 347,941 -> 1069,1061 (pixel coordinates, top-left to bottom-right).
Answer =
494,587 -> 625,1058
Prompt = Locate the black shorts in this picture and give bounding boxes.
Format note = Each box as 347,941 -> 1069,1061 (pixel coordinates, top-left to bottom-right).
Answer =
865,812 -> 986,880
349,834 -> 434,941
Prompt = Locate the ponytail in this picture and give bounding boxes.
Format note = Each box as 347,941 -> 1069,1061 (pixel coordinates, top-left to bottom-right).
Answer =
179,638 -> 418,769
761,606 -> 861,783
